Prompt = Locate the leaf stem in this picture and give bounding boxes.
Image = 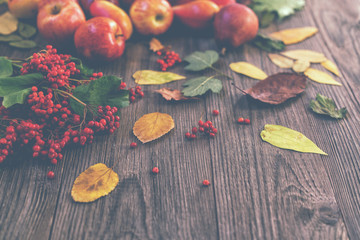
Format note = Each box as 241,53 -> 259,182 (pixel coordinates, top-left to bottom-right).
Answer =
210,66 -> 233,80
54,89 -> 87,106
231,82 -> 247,95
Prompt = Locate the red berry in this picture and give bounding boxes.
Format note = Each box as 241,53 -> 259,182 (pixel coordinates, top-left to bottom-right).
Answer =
244,118 -> 250,124
31,86 -> 38,92
190,134 -> 196,139
51,158 -> 57,165
212,110 -> 219,116
47,171 -> 55,179
237,117 -> 244,123
130,142 -> 137,148
192,127 -> 197,134
198,120 -> 204,127
199,127 -> 204,132
152,167 -> 159,174
211,128 -> 218,134
209,132 -> 215,138
185,132 -> 191,139
202,179 -> 210,186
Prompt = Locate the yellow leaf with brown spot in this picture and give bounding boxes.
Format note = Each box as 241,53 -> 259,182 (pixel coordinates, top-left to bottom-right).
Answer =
292,59 -> 310,73
268,53 -> 294,68
133,70 -> 186,85
321,59 -> 340,76
0,12 -> 18,35
269,27 -> 318,45
281,50 -> 327,63
149,38 -> 164,52
71,163 -> 119,203
133,112 -> 174,143
229,62 -> 268,80
304,68 -> 342,86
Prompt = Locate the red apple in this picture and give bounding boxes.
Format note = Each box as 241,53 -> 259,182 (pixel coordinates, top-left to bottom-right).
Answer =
37,0 -> 86,47
213,3 -> 258,48
129,0 -> 173,35
74,17 -> 125,61
8,0 -> 39,19
89,1 -> 133,40
210,0 -> 235,8
173,0 -> 219,29
79,0 -> 119,14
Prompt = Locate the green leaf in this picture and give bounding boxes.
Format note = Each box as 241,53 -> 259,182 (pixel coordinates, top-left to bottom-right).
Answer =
182,76 -> 222,97
2,88 -> 31,108
18,22 -> 36,38
250,0 -> 305,21
9,40 -> 36,49
70,75 -> 129,116
70,57 -> 94,77
310,94 -> 347,119
184,50 -> 219,71
0,34 -> 23,42
0,73 -> 43,96
259,12 -> 276,28
252,34 -> 285,52
0,57 -> 13,77
261,124 -> 327,155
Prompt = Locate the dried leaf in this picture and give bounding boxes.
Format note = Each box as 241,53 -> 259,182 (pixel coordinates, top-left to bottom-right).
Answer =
292,59 -> 310,73
182,76 -> 222,97
252,34 -> 285,52
268,53 -> 294,68
71,163 -> 119,203
184,50 -> 219,71
155,88 -> 196,101
304,68 -> 342,86
9,40 -> 36,49
310,93 -> 347,119
0,12 -> 18,35
261,124 -> 327,155
18,22 -> 36,39
244,73 -> 306,104
281,49 -> 327,63
133,112 -> 175,143
321,59 -> 340,77
133,70 -> 185,85
229,61 -> 268,80
149,38 -> 164,52
269,27 -> 318,45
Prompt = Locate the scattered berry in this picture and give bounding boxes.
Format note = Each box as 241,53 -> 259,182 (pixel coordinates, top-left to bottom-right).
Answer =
130,142 -> 137,148
152,167 -> 159,174
244,118 -> 251,124
185,132 -> 191,139
47,171 -> 55,179
156,50 -> 181,71
212,110 -> 219,116
237,117 -> 245,123
202,179 -> 210,186
192,127 -> 197,134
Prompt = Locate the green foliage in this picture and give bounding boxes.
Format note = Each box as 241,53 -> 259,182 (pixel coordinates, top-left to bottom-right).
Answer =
70,75 -> 129,116
0,34 -> 23,42
182,76 -> 222,97
2,88 -> 31,108
0,57 -> 13,77
0,73 -> 43,96
70,57 -> 94,77
184,50 -> 219,71
9,40 -> 36,49
18,22 -> 36,38
310,94 -> 347,119
252,34 -> 285,52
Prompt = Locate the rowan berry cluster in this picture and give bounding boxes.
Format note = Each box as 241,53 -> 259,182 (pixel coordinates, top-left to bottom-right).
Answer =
129,86 -> 144,103
185,120 -> 218,140
156,50 -> 182,71
0,46 -> 122,178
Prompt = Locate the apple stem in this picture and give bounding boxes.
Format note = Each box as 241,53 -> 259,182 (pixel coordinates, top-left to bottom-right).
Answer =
231,82 -> 247,95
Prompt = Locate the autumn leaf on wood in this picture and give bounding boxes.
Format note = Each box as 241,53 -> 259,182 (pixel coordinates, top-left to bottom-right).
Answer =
292,59 -> 310,73
261,124 -> 327,155
281,49 -> 327,63
251,34 -> 285,52
304,68 -> 342,86
269,27 -> 318,45
182,76 -> 222,97
321,59 -> 340,76
149,38 -> 164,52
155,88 -> 197,101
0,12 -> 18,35
71,163 -> 119,203
184,50 -> 219,71
310,93 -> 347,119
244,73 -> 306,104
268,53 -> 294,68
230,61 -> 268,80
133,112 -> 175,143
133,70 -> 185,85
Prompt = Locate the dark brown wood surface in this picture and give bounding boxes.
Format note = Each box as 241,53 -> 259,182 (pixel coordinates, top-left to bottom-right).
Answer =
0,0 -> 359,239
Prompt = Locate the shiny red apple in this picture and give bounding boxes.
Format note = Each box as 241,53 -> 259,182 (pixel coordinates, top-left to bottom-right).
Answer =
37,0 -> 86,47
213,3 -> 258,48
74,17 -> 125,61
210,0 -> 235,8
79,0 -> 119,13
129,0 -> 173,35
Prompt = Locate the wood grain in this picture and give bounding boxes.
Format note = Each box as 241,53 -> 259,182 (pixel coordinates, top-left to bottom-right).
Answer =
0,0 -> 359,239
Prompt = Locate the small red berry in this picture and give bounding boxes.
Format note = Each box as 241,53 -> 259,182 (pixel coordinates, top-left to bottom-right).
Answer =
211,128 -> 218,134
209,132 -> 215,138
192,127 -> 197,134
185,132 -> 191,139
130,142 -> 137,148
199,127 -> 204,132
198,120 -> 204,127
244,118 -> 251,124
119,82 -> 127,89
152,167 -> 159,174
47,171 -> 55,179
202,179 -> 210,186
190,133 -> 196,139
212,110 -> 219,116
51,158 -> 57,165
237,117 -> 244,123
31,86 -> 38,92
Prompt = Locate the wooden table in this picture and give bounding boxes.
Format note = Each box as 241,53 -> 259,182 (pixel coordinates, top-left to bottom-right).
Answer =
1,0 -> 359,239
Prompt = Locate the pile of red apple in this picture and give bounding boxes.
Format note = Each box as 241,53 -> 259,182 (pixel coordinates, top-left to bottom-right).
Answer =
8,0 -> 258,61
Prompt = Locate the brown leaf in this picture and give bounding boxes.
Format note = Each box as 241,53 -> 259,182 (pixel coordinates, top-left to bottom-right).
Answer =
149,38 -> 164,52
155,88 -> 197,101
244,73 -> 306,104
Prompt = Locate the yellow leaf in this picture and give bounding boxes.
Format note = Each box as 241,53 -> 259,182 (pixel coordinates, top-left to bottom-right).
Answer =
261,124 -> 327,155
133,112 -> 175,143
269,27 -> 318,45
0,12 -> 18,35
281,50 -> 327,63
149,38 -> 164,52
133,70 -> 186,85
268,53 -> 294,68
229,62 -> 268,80
321,59 -> 340,76
292,59 -> 310,73
71,163 -> 119,203
304,68 -> 342,86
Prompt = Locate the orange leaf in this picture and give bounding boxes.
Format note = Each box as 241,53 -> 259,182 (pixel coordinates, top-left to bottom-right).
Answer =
149,38 -> 164,52
269,27 -> 318,45
133,112 -> 174,143
155,88 -> 197,101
